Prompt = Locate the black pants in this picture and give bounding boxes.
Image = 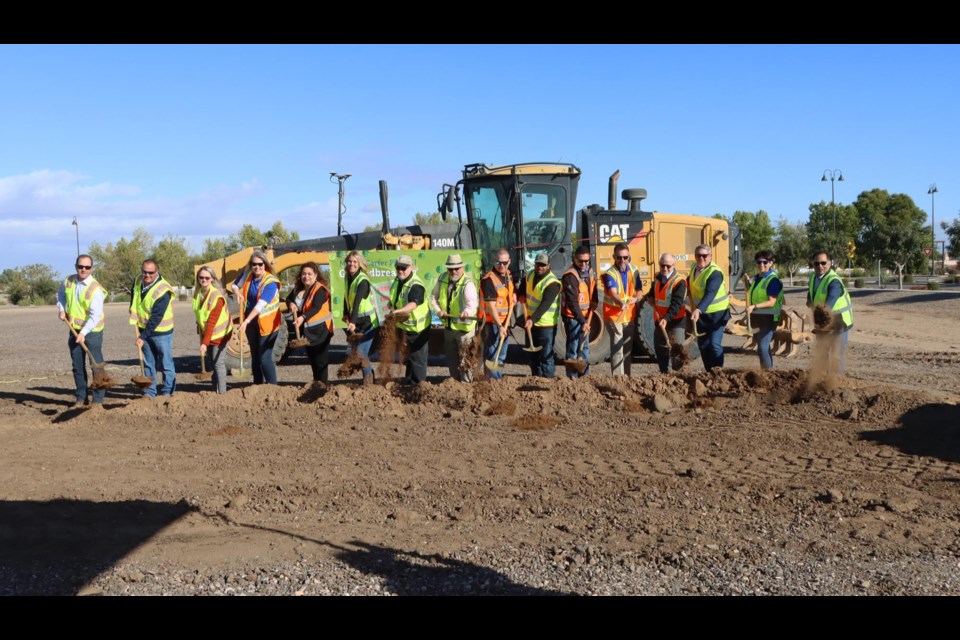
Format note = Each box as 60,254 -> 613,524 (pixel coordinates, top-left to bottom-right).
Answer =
305,334 -> 331,383
401,328 -> 430,384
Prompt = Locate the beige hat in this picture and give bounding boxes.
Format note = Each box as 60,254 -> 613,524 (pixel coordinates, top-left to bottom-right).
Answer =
396,255 -> 414,268
444,254 -> 464,269
534,253 -> 550,266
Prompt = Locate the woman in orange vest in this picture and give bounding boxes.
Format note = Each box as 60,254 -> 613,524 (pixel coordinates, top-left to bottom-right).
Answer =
285,262 -> 333,383
193,266 -> 233,393
231,249 -> 282,385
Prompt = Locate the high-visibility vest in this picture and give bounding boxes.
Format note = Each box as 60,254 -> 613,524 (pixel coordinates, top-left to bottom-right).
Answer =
479,270 -> 515,325
524,271 -> 560,327
437,273 -> 476,332
688,262 -> 730,315
300,282 -> 333,332
748,271 -> 784,324
602,265 -> 640,323
345,271 -> 379,329
390,275 -> 430,333
192,287 -> 231,342
653,270 -> 688,322
63,274 -> 106,333
561,266 -> 596,319
129,275 -> 175,333
240,271 -> 281,336
808,270 -> 853,328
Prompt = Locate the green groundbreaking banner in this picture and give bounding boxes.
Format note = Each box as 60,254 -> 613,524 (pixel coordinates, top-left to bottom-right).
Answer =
328,249 -> 483,329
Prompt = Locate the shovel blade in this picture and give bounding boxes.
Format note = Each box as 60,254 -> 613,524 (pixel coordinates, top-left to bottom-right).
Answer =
484,359 -> 503,371
289,338 -> 311,349
194,372 -> 214,382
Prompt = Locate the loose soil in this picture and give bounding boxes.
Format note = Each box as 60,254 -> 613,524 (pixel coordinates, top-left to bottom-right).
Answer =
1,287 -> 959,595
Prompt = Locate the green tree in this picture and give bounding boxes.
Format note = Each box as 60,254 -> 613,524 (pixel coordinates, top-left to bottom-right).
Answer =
89,227 -> 154,296
731,210 -> 775,259
941,218 -> 960,260
413,211 -> 443,226
197,237 -> 231,264
152,234 -> 197,287
854,189 -> 928,289
773,219 -> 810,286
221,220 -> 301,254
5,263 -> 60,305
806,201 -> 859,264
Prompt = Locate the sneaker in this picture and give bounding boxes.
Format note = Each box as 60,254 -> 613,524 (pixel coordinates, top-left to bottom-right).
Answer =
69,401 -> 85,410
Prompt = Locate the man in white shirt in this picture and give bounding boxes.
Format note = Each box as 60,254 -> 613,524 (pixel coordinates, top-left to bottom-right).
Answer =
57,254 -> 107,409
430,254 -> 479,382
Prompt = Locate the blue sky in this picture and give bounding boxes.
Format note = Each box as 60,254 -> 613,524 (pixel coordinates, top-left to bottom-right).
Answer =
2,44 -> 958,277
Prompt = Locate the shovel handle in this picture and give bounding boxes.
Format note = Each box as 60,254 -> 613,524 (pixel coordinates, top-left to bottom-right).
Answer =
63,318 -> 96,359
291,304 -> 303,340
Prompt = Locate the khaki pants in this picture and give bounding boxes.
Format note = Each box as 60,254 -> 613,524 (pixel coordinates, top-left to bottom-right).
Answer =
444,328 -> 476,382
607,320 -> 634,376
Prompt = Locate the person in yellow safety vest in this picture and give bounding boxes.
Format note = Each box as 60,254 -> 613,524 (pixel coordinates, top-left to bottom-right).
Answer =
57,254 -> 107,410
806,250 -> 854,375
479,248 -> 516,380
603,242 -> 644,376
388,254 -> 431,385
286,261 -> 333,383
193,265 -> 233,393
644,252 -> 688,374
520,252 -> 561,378
342,250 -> 379,385
746,249 -> 785,370
130,258 -> 177,398
688,243 -> 730,371
231,249 -> 281,385
561,245 -> 598,379
430,254 -> 479,383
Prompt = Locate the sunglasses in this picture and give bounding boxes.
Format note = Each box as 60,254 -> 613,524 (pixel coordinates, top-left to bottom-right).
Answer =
448,267 -> 462,271
576,258 -> 591,264
695,253 -> 710,259
615,255 -> 631,261
198,276 -> 212,282
396,264 -> 410,271
141,270 -> 157,275
496,261 -> 510,266
756,259 -> 770,265
76,264 -> 92,270
814,261 -> 829,266
250,261 -> 265,267
659,264 -> 673,268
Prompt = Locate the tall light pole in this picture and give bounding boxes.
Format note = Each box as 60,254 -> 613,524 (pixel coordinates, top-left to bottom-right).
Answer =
71,216 -> 80,257
821,169 -> 844,233
330,172 -> 351,236
928,183 -> 938,275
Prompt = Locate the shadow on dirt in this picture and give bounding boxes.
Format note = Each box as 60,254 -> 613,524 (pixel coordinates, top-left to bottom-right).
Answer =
860,403 -> 960,464
0,498 -> 195,595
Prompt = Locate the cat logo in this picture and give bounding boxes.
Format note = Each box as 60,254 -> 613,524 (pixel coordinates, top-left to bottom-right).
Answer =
598,224 -> 631,244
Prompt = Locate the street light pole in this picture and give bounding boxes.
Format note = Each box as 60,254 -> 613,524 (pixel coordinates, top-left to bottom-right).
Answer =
330,172 -> 352,236
71,216 -> 80,257
821,169 -> 844,233
928,184 -> 938,275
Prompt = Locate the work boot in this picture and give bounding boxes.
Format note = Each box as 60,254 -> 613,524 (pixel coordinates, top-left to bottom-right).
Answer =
363,371 -> 375,386
69,401 -> 85,410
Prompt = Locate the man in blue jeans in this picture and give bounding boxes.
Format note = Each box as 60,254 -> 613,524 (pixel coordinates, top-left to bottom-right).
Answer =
57,254 -> 107,410
561,245 -> 598,378
520,253 -> 561,378
688,244 -> 730,371
130,259 -> 177,398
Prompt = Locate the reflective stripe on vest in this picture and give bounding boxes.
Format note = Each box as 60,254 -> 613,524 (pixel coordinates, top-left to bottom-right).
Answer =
390,275 -> 430,333
438,273 -> 476,332
192,288 -> 230,342
242,271 -> 281,336
562,266 -> 596,319
479,270 -> 514,325
129,276 -> 175,332
64,274 -> 106,333
809,270 -> 853,328
525,271 -> 560,327
602,265 -> 640,323
748,271 -> 784,323
688,262 -> 729,314
654,270 -> 688,322
346,271 -> 379,329
301,282 -> 334,331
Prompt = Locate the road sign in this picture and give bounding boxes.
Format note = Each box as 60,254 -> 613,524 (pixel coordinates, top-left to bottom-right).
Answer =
923,247 -> 933,256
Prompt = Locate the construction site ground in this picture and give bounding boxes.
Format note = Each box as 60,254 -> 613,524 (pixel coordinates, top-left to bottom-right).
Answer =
1,286 -> 959,595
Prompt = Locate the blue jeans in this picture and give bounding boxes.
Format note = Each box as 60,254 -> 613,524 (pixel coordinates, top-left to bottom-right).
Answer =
142,331 -> 176,397
753,314 -> 775,370
822,325 -> 850,375
482,323 -> 510,380
350,326 -> 377,378
697,325 -> 725,371
245,323 -> 278,385
562,316 -> 589,378
68,330 -> 106,404
529,325 -> 556,378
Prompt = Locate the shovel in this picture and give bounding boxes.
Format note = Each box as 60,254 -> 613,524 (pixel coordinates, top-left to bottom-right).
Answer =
661,322 -> 690,368
195,348 -> 214,382
289,306 -> 310,349
131,326 -> 154,389
64,319 -> 115,389
233,302 -> 252,381
563,319 -> 588,375
521,309 -> 542,353
484,324 -> 508,371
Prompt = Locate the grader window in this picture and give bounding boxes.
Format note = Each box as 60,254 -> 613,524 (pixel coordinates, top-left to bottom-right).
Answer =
520,186 -> 568,270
